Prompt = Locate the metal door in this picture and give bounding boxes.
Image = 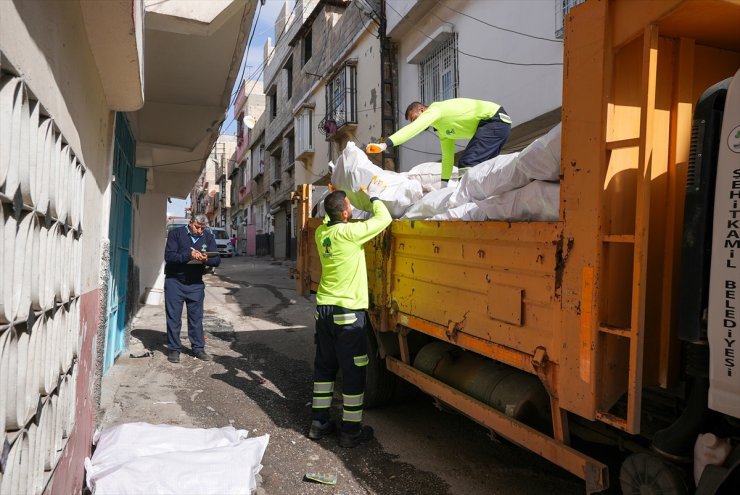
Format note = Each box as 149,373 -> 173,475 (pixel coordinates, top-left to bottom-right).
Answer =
104,113 -> 135,373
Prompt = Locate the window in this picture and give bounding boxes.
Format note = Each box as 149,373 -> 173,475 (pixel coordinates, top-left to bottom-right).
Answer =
303,28 -> 312,66
268,86 -> 277,119
286,132 -> 295,171
284,57 -> 293,100
555,0 -> 586,38
325,64 -> 357,129
252,144 -> 264,178
236,112 -> 244,147
295,107 -> 314,158
271,150 -> 282,186
418,33 -> 458,103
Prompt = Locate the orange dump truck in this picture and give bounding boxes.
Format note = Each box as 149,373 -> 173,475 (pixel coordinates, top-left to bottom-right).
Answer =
295,1 -> 740,492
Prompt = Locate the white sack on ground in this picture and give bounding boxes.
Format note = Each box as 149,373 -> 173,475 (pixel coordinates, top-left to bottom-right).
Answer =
402,187 -> 455,219
330,142 -> 423,218
88,423 -> 248,471
86,434 -> 269,495
401,162 -> 458,192
448,123 -> 562,207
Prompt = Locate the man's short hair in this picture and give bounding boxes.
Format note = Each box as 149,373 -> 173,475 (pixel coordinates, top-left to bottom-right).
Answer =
192,214 -> 208,225
405,101 -> 425,121
324,191 -> 349,221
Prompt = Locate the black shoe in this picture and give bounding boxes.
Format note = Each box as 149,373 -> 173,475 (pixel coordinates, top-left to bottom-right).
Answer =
168,351 -> 180,363
193,350 -> 212,361
308,420 -> 335,440
339,425 -> 374,448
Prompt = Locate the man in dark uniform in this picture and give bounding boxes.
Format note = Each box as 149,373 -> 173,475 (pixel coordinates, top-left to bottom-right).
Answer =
308,180 -> 392,448
164,214 -> 220,363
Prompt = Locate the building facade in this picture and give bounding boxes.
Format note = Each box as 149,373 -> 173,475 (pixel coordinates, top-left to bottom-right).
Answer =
260,0 -> 383,260
231,79 -> 266,255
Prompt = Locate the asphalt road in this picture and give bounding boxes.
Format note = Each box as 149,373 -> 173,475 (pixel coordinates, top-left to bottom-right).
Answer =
116,256 -> 590,494
209,257 -> 586,494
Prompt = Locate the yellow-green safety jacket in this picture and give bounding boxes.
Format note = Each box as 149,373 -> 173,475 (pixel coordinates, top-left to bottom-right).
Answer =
315,199 -> 392,310
387,98 -> 510,180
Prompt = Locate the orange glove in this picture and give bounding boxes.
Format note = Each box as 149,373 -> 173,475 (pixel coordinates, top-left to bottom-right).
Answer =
366,142 -> 387,154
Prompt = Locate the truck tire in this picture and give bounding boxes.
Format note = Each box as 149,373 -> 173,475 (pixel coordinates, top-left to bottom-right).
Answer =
363,328 -> 397,409
620,453 -> 690,495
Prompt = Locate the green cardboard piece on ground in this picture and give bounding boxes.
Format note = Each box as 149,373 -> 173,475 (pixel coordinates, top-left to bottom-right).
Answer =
304,472 -> 338,485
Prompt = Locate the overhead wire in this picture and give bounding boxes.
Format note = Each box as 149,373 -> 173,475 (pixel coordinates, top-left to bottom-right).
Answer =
228,1 -> 263,106
434,0 -> 563,43
384,2 -> 562,66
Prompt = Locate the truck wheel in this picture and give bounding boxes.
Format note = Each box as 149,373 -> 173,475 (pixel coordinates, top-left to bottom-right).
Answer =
363,328 -> 397,409
620,453 -> 689,495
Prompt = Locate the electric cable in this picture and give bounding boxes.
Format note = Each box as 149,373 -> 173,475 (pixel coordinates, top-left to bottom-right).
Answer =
385,2 -> 562,66
434,0 -> 563,43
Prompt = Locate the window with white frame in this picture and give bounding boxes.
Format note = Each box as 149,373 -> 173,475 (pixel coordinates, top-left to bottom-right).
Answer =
555,0 -> 586,38
419,34 -> 458,103
252,145 -> 264,178
295,107 -> 314,158
325,64 -> 357,128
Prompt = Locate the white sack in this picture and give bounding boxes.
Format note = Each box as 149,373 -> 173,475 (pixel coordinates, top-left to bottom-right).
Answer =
432,181 -> 559,222
448,152 -> 524,207
402,187 -> 455,219
330,142 -> 423,218
401,162 -> 458,192
431,202 -> 486,221
88,423 -> 248,471
448,123 -> 562,207
516,123 -> 561,181
475,181 -> 560,222
86,434 -> 269,495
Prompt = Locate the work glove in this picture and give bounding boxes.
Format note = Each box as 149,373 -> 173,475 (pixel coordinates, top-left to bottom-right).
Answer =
359,175 -> 387,200
366,142 -> 387,154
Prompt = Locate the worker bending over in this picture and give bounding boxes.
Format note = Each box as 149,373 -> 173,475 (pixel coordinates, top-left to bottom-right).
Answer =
368,98 -> 512,182
309,180 -> 392,448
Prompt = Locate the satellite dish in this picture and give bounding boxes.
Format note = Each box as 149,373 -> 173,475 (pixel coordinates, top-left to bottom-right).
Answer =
243,115 -> 256,129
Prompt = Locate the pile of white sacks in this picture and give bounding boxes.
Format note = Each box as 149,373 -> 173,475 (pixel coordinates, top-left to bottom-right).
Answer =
85,423 -> 269,495
328,123 -> 561,222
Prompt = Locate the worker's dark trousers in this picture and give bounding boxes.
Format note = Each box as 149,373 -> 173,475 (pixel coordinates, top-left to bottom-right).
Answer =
164,277 -> 206,353
312,305 -> 369,433
458,107 -> 512,168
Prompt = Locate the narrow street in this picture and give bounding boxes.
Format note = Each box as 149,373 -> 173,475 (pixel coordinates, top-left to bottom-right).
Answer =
101,256 -> 585,495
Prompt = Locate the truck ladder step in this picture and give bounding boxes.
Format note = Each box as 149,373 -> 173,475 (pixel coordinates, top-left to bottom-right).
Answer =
605,137 -> 641,150
598,325 -> 632,338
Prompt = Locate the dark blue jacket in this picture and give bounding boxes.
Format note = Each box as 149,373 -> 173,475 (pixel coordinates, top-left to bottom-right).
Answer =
164,225 -> 221,284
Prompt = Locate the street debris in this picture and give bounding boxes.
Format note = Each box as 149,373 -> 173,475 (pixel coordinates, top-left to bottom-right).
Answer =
304,472 -> 338,485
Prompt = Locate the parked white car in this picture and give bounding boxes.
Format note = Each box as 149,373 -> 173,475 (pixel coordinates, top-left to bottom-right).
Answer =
210,227 -> 234,257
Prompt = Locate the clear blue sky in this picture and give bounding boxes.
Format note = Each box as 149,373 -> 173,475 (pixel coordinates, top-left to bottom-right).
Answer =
168,0 -> 288,216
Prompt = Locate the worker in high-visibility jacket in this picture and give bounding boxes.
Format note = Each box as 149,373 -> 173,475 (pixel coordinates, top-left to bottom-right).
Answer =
308,180 -> 392,448
367,98 -> 512,183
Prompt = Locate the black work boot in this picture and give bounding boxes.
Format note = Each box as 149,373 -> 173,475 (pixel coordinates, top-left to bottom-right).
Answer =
193,350 -> 212,361
308,420 -> 335,440
168,351 -> 180,363
339,425 -> 374,448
